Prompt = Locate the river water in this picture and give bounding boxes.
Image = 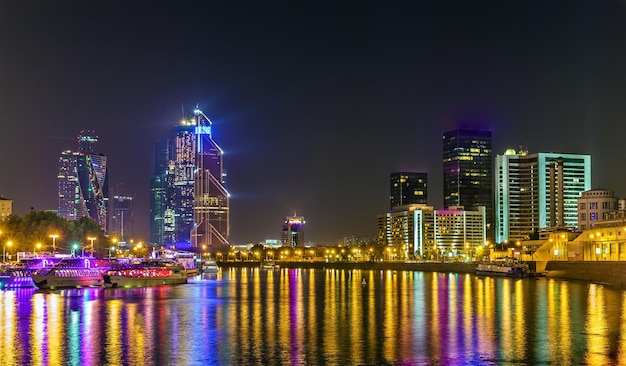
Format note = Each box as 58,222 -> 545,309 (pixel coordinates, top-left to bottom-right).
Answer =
0,267 -> 624,365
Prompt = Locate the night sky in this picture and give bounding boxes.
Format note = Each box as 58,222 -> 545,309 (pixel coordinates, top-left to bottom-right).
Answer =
1,1 -> 625,245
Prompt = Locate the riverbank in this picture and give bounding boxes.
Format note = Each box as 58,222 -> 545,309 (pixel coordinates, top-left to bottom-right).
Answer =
218,260 -> 626,287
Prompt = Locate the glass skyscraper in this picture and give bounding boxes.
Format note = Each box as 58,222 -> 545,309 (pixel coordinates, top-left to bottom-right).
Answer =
390,172 -> 427,210
442,128 -> 493,239
58,130 -> 109,231
150,106 -> 230,249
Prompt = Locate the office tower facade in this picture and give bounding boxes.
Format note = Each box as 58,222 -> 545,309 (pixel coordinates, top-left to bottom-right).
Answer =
282,215 -> 305,248
149,140 -> 173,245
390,172 -> 427,209
495,149 -> 591,243
150,106 -> 230,249
377,204 -> 486,260
110,195 -> 133,242
58,130 -> 109,230
442,128 -> 493,239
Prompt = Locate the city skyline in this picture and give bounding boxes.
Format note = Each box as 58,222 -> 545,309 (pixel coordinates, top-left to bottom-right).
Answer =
1,2 -> 625,245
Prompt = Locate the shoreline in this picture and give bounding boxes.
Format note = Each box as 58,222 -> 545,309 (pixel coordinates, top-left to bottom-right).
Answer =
217,260 -> 626,288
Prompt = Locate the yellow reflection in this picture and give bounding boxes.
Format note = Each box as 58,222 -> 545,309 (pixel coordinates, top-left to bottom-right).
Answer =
47,293 -> 62,366
585,284 -> 609,365
500,280 -> 513,356
513,280 -> 527,359
0,291 -> 17,365
619,292 -> 626,364
106,300 -> 123,365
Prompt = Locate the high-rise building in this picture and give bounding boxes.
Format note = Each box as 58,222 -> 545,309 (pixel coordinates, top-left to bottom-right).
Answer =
390,172 -> 427,209
282,215 -> 305,248
495,149 -> 591,243
150,106 -> 230,249
442,128 -> 493,239
58,130 -> 109,230
109,195 -> 133,242
149,140 -> 173,245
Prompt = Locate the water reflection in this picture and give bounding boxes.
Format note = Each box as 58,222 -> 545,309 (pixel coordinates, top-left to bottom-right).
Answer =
0,269 -> 625,365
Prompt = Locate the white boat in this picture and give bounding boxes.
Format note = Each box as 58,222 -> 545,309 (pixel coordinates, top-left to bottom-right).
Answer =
202,260 -> 219,273
476,258 -> 530,278
261,262 -> 280,270
103,259 -> 187,288
31,257 -> 111,289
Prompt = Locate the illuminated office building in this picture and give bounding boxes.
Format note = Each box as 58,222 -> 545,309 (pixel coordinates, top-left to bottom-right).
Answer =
495,149 -> 591,243
57,130 -> 109,231
282,215 -> 305,248
443,128 -> 493,240
110,195 -> 133,243
150,106 -> 230,249
390,172 -> 427,209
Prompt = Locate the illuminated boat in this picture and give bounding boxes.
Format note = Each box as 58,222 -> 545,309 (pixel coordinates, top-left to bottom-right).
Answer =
103,259 -> 188,288
202,260 -> 219,273
0,256 -> 63,289
31,257 -> 111,289
476,258 -> 530,278
261,261 -> 280,270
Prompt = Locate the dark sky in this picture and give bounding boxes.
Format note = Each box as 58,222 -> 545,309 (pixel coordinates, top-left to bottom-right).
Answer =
1,1 -> 625,245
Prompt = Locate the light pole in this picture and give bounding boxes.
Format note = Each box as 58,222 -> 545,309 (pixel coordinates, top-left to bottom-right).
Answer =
109,246 -> 116,258
49,234 -> 59,255
35,243 -> 41,254
88,237 -> 96,257
72,244 -> 79,257
4,241 -> 12,263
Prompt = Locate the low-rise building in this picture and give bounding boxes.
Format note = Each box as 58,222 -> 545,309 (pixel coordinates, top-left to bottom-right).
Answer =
0,197 -> 12,221
377,204 -> 486,260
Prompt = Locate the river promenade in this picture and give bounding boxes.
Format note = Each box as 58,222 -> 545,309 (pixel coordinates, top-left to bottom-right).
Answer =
218,260 -> 626,287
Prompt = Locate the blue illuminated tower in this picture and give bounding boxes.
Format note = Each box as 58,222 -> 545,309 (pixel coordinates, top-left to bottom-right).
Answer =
150,106 -> 230,249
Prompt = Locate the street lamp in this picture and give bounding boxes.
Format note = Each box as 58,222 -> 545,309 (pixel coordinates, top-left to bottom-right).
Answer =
87,237 -> 96,257
109,246 -> 116,258
4,241 -> 12,263
49,234 -> 59,255
72,244 -> 79,257
35,243 -> 41,254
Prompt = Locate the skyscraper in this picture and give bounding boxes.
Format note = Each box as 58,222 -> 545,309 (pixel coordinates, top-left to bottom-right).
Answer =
109,195 -> 133,242
282,215 -> 305,248
149,140 -> 173,245
495,149 -> 591,243
150,106 -> 230,249
443,128 -> 492,239
58,130 -> 109,230
390,172 -> 427,209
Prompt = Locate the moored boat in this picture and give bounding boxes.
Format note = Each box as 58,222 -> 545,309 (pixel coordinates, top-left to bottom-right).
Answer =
103,259 -> 188,288
202,260 -> 219,273
261,261 -> 280,270
31,257 -> 111,289
476,258 -> 530,278
0,256 -> 63,289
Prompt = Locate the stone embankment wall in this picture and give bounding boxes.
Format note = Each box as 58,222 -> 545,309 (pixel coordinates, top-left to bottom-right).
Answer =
545,261 -> 626,287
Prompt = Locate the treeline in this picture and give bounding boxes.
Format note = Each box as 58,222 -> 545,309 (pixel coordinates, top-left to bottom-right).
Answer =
1,211 -> 107,255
